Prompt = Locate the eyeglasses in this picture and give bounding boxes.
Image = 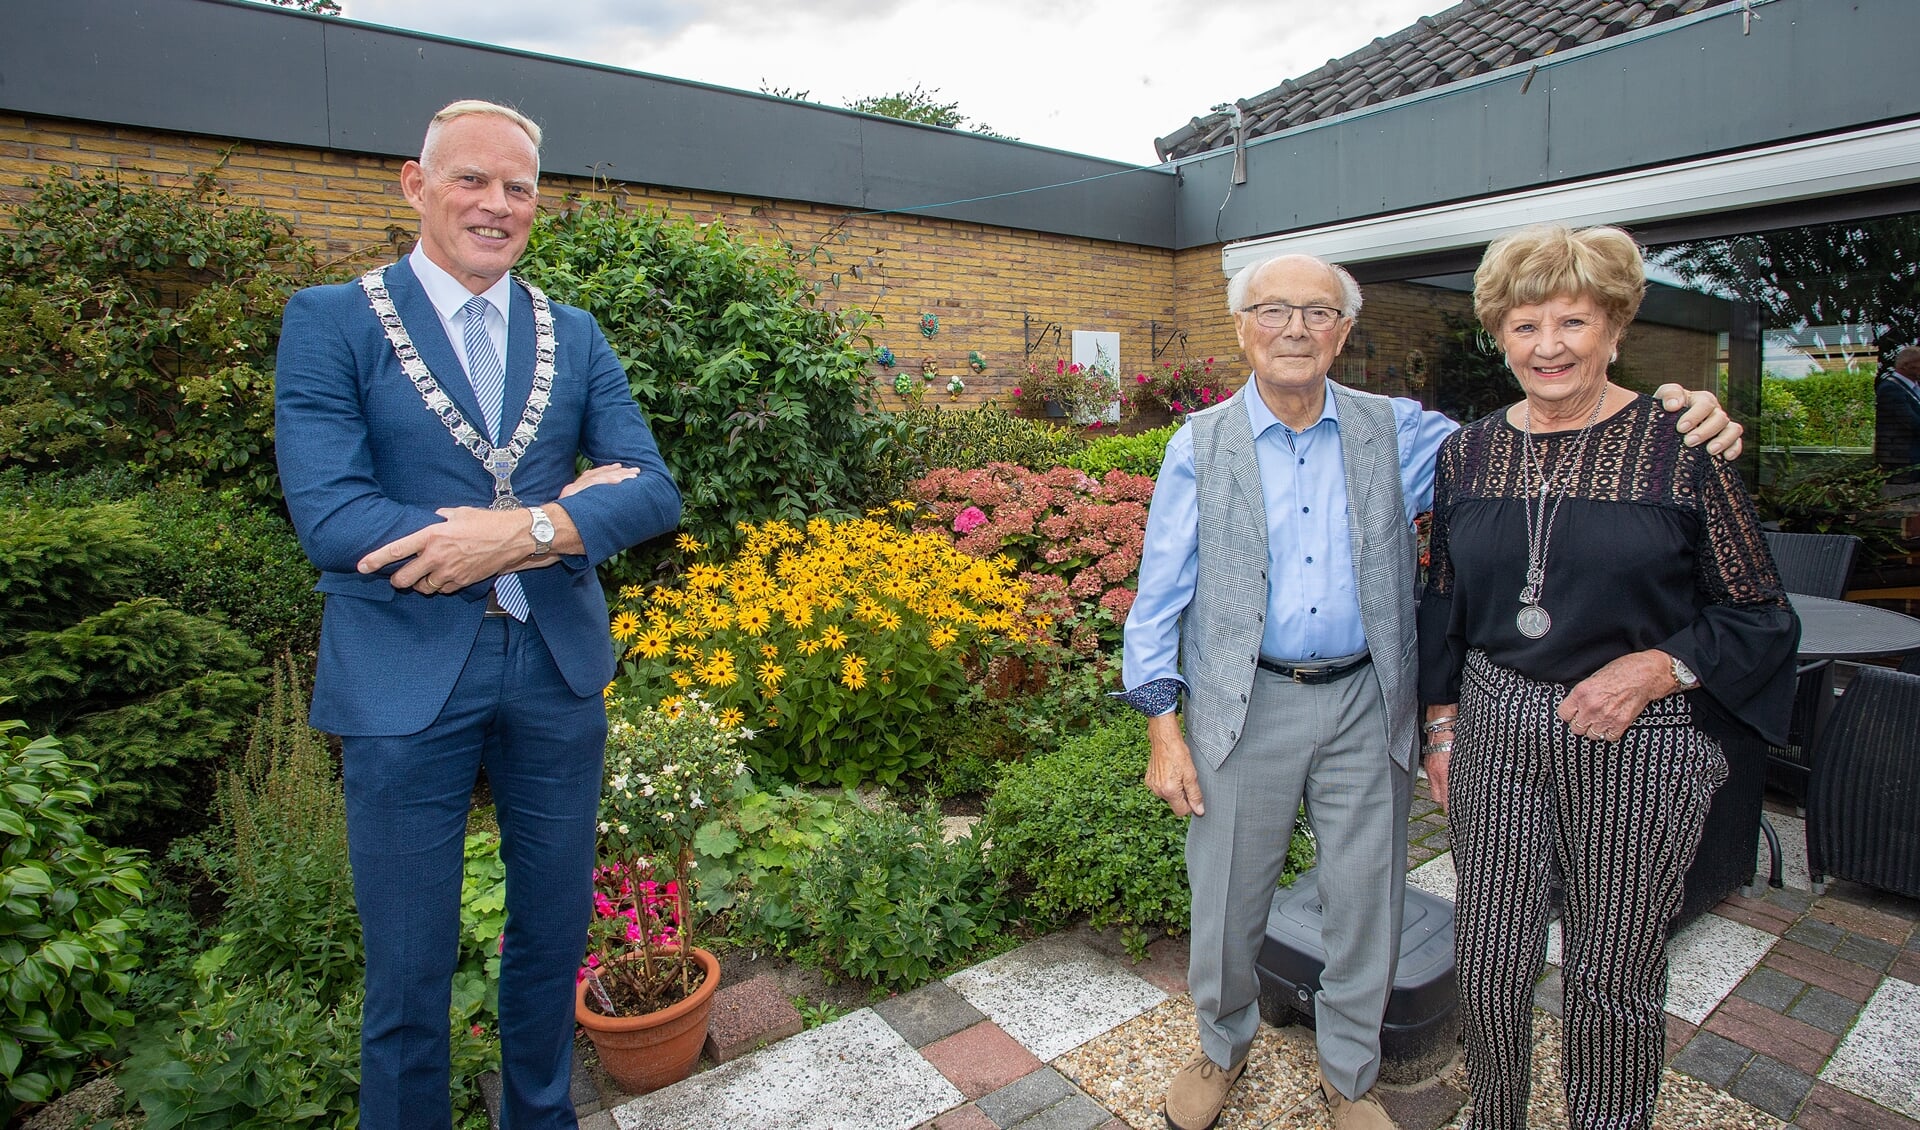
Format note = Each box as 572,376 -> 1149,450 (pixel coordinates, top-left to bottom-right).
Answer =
1240,302 -> 1344,330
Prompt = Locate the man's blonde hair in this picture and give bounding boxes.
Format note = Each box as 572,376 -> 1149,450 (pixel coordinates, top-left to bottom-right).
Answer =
420,100 -> 543,169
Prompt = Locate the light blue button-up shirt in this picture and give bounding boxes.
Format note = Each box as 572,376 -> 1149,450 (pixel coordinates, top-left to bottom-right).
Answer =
1120,379 -> 1458,706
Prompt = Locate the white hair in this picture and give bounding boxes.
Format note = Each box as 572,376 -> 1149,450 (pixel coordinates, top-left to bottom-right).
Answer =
420,99 -> 543,170
1226,255 -> 1363,319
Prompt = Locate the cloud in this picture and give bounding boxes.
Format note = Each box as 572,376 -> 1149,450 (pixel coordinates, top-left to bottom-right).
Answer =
334,0 -> 1445,163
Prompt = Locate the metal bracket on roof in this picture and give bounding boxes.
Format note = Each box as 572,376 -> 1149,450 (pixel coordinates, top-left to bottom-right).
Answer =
1213,101 -> 1250,186
1151,321 -> 1187,362
1741,0 -> 1759,35
1024,313 -> 1062,359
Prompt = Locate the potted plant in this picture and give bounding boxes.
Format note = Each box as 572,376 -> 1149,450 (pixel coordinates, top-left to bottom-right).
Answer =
1128,355 -> 1226,417
1011,350 -> 1120,427
575,692 -> 748,1093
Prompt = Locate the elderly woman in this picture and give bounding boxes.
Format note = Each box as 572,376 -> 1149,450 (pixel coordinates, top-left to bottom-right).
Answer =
1418,224 -> 1798,1129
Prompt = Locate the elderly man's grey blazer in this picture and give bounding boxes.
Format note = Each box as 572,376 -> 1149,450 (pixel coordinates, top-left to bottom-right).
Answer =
1177,383 -> 1420,771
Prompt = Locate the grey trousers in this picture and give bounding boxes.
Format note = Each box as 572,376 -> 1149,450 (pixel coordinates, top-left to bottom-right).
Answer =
1186,664 -> 1412,1100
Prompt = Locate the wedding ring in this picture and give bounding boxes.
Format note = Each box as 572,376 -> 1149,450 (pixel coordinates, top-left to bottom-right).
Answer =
424,577 -> 439,593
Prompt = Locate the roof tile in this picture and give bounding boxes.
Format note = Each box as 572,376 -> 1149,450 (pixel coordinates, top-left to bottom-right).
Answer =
1160,0 -> 1733,159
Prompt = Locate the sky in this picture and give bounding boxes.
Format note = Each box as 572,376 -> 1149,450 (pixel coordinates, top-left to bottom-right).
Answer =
327,0 -> 1447,165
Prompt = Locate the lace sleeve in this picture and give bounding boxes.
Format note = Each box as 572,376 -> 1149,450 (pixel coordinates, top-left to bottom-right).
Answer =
1418,433 -> 1467,705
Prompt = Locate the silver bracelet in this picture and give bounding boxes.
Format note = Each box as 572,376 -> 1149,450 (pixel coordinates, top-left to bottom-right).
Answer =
1423,740 -> 1454,754
1423,718 -> 1457,734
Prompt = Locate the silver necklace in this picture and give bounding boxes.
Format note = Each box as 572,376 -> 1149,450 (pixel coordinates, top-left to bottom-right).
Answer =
1516,388 -> 1606,639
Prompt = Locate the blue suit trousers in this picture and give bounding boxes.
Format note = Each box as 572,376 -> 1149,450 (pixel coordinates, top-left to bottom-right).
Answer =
343,616 -> 605,1130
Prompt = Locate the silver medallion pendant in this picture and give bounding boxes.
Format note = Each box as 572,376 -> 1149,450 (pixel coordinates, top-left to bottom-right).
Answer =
1517,603 -> 1551,639
490,492 -> 524,511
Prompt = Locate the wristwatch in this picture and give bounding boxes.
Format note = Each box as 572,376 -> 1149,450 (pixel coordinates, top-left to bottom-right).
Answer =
528,506 -> 556,557
1670,655 -> 1699,691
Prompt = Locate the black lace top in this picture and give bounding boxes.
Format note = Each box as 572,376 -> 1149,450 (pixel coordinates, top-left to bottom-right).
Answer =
1418,393 -> 1799,746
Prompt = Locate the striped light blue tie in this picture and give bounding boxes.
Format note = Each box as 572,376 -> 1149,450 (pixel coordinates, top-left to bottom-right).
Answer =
460,296 -> 529,621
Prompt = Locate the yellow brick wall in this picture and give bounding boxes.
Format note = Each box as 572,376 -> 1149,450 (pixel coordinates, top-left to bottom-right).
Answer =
0,112 -> 1176,414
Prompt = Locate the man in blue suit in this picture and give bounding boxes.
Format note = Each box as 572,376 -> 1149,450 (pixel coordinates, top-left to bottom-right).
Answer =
275,100 -> 681,1130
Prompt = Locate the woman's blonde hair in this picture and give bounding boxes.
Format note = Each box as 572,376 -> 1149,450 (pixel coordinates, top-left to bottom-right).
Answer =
1473,224 -> 1646,337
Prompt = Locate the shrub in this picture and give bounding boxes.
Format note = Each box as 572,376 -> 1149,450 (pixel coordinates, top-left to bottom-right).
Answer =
0,469 -> 322,659
909,462 -> 1153,653
1126,356 -> 1227,417
1066,425 -> 1178,479
516,200 -> 889,561
201,659 -> 359,1000
983,714 -> 1316,958
611,516 -> 1047,787
0,720 -> 148,1124
690,785 -> 847,913
739,801 -> 1005,991
858,405 -> 1083,508
118,976 -> 364,1130
0,170 -> 324,502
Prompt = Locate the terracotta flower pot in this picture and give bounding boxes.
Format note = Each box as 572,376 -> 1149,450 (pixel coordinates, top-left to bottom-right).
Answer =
575,947 -> 721,1094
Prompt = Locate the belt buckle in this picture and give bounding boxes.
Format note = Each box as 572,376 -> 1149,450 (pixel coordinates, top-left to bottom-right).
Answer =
1292,667 -> 1325,684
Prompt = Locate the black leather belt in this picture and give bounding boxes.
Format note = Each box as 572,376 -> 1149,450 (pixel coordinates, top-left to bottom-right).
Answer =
1258,652 -> 1372,684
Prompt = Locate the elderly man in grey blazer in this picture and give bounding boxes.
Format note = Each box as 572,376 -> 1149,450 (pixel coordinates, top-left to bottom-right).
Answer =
1119,253 -> 1743,1130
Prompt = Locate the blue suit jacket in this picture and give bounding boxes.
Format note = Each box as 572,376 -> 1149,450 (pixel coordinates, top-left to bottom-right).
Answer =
274,257 -> 682,736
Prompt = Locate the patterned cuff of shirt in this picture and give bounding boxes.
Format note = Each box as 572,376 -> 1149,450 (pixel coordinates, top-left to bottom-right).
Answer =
1111,677 -> 1184,717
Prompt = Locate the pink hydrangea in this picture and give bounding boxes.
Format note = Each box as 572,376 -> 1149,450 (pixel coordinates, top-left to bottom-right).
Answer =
952,506 -> 988,534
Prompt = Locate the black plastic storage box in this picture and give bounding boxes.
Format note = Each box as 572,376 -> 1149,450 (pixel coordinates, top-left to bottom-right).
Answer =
1254,868 -> 1459,1083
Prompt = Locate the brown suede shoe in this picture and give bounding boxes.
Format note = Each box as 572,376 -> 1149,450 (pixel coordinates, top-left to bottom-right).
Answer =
1164,1051 -> 1247,1130
1321,1075 -> 1397,1129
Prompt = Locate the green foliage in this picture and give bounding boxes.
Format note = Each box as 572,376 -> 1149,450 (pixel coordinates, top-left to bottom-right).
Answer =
203,659 -> 359,1000
739,801 -> 1005,991
692,785 -> 848,913
984,714 -> 1317,957
845,84 -> 1012,139
0,170 -> 323,502
1756,458 -> 1904,561
862,405 -> 1084,504
0,720 -> 149,1124
1431,313 -> 1514,427
1066,425 -> 1178,478
119,975 -> 363,1130
0,469 -> 321,659
454,830 -> 507,1024
1759,369 -> 1875,450
516,200 -> 890,559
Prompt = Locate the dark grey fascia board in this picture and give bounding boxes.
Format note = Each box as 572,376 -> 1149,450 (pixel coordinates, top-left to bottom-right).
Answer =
1,0 -> 1174,247
1171,0 -> 1920,250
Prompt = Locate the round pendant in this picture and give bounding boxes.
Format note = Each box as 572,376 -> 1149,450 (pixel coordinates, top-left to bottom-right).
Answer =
1517,603 -> 1551,639
490,493 -> 524,511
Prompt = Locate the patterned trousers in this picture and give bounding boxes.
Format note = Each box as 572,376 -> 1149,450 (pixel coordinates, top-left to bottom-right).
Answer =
1450,650 -> 1725,1130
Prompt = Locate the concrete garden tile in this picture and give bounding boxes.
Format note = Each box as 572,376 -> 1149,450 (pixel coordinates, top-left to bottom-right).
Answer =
922,1021 -> 1044,1100
1820,976 -> 1920,1120
1766,941 -> 1881,1003
947,935 -> 1165,1061
1672,1030 -> 1754,1089
1666,914 -> 1777,1025
976,1068 -> 1076,1126
1406,853 -> 1456,903
1785,986 -> 1864,1038
1004,1091 -> 1111,1130
609,1007 -> 962,1130
1785,918 -> 1846,955
876,982 -> 990,1049
1729,1055 -> 1814,1123
1791,1081 -> 1920,1130
704,973 -> 804,1063
928,1103 -> 998,1130
1735,966 -> 1807,1013
1833,934 -> 1898,973
1704,997 -> 1836,1077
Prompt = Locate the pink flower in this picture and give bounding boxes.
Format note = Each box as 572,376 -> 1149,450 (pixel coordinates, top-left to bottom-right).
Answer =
953,506 -> 988,534
1136,373 -> 1147,383
1056,359 -> 1066,375
1012,387 -> 1023,398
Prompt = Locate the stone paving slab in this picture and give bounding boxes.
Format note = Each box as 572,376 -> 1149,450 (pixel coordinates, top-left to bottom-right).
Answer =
703,972 -> 804,1064
947,935 -> 1167,1062
1666,914 -> 1777,1025
1820,976 -> 1920,1121
609,1007 -> 962,1130
877,981 -> 991,1049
